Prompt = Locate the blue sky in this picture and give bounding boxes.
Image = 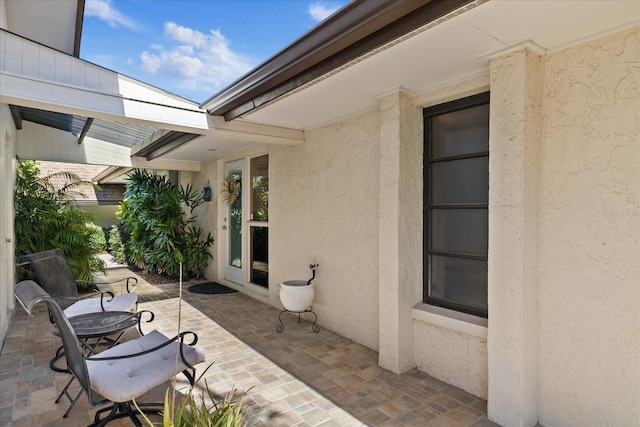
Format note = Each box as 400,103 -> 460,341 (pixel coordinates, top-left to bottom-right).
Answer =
81,0 -> 349,103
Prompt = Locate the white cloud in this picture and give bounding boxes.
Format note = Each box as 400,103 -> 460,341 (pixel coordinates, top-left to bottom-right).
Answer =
140,51 -> 161,73
85,0 -> 139,30
308,2 -> 341,22
139,22 -> 254,95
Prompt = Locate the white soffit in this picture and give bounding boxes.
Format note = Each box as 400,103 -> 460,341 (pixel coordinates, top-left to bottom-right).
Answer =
160,134 -> 257,162
2,0 -> 77,55
463,0 -> 640,52
242,0 -> 640,130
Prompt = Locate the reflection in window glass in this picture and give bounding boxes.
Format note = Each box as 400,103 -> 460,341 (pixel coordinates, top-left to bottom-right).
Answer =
250,155 -> 268,222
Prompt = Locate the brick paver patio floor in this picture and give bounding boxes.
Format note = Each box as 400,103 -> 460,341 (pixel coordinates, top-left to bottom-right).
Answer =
0,263 -> 497,426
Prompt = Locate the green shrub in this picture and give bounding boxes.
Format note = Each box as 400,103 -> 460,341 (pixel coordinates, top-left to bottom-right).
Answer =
108,224 -> 127,264
86,222 -> 106,253
135,364 -> 248,427
102,227 -> 110,250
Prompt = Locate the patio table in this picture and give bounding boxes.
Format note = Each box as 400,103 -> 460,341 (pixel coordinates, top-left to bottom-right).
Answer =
50,310 -> 153,371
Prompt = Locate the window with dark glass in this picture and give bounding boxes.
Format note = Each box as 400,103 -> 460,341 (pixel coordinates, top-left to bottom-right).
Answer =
250,155 -> 269,287
423,92 -> 489,318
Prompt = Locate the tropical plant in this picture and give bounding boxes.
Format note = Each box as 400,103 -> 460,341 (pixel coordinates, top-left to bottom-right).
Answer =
135,368 -> 248,427
86,222 -> 107,253
169,380 -> 247,426
108,224 -> 128,264
117,169 -> 214,278
14,160 -> 105,282
133,265 -> 248,427
251,176 -> 268,222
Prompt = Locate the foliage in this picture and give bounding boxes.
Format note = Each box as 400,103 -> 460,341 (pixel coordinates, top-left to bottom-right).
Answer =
135,364 -> 248,427
117,169 -> 214,278
108,224 -> 128,264
86,222 -> 107,253
14,160 -> 105,282
102,227 -> 110,250
170,385 -> 247,427
251,176 -> 268,222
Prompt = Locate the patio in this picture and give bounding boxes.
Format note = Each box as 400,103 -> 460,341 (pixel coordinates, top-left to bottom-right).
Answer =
0,262 -> 495,427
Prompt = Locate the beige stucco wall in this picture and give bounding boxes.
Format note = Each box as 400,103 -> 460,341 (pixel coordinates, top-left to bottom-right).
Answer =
487,47 -> 542,426
189,162 -> 219,281
0,103 -> 17,346
270,109 -> 381,350
414,316 -> 488,396
537,27 -> 639,426
377,91 -> 423,373
189,26 -> 638,426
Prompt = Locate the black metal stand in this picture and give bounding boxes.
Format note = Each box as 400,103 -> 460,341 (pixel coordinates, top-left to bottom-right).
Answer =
276,307 -> 320,333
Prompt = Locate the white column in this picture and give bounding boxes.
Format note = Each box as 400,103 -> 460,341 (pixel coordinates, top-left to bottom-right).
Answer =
487,48 -> 542,426
378,91 -> 422,373
0,103 -> 17,344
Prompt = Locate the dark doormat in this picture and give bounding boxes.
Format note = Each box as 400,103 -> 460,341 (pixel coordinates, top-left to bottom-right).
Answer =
187,282 -> 238,294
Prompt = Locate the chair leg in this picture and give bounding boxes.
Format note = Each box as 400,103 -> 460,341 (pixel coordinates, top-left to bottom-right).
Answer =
124,402 -> 143,427
91,401 -> 163,427
92,403 -> 120,427
55,375 -> 85,418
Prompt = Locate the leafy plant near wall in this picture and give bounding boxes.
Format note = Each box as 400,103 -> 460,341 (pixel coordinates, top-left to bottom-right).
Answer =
108,224 -> 128,264
14,160 -> 105,282
252,176 -> 268,221
86,222 -> 107,253
117,169 -> 214,279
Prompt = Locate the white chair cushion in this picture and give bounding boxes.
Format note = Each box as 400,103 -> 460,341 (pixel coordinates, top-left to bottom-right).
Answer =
63,292 -> 138,318
86,330 -> 206,403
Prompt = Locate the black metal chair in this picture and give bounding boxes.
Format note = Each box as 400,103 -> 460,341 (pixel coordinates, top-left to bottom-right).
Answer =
17,249 -> 138,318
14,280 -> 206,426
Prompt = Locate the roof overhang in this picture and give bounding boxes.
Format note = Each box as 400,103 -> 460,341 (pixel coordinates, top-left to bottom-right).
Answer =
1,0 -> 84,57
201,0 -> 472,120
202,0 -> 640,132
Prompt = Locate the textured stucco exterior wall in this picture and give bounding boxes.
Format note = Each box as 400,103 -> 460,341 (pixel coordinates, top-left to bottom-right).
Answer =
270,109 -> 381,350
0,103 -> 17,346
414,322 -> 487,398
182,164 -> 219,281
192,161 -> 219,282
537,27 -> 640,426
487,47 -> 542,427
378,91 -> 422,373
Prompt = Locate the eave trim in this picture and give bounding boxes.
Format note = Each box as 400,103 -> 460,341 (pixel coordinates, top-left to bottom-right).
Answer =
202,0 -> 474,120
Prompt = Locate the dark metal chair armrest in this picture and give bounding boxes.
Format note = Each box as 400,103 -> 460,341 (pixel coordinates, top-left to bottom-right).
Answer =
77,281 -> 119,311
92,277 -> 139,293
80,277 -> 138,294
135,310 -> 155,336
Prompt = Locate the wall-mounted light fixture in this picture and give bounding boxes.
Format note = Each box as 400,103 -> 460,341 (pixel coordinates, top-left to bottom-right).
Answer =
203,180 -> 212,201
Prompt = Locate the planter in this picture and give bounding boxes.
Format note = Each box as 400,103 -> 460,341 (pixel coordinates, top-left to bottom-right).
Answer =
279,280 -> 315,312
